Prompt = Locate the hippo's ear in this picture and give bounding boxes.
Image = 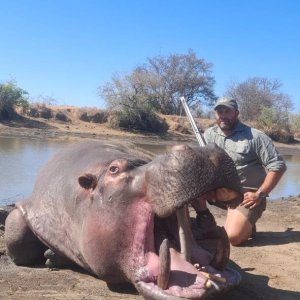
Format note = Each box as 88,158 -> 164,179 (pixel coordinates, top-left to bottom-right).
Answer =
78,173 -> 98,190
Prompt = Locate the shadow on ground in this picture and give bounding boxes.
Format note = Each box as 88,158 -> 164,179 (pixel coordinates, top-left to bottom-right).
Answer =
221,261 -> 300,300
243,228 -> 300,247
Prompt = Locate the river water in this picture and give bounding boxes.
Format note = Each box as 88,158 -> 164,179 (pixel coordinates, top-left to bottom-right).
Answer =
0,136 -> 300,206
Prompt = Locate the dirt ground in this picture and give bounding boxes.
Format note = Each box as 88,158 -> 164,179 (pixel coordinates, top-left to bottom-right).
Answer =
0,115 -> 300,300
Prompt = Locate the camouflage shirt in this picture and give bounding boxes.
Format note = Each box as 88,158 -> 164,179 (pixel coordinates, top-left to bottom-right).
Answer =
204,120 -> 287,190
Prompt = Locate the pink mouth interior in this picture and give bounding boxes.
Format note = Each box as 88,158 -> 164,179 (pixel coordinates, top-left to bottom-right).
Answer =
136,214 -> 214,299
130,201 -> 238,299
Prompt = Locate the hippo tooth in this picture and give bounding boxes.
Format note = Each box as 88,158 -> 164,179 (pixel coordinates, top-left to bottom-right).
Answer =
176,205 -> 192,262
205,279 -> 212,289
157,238 -> 170,290
204,278 -> 222,291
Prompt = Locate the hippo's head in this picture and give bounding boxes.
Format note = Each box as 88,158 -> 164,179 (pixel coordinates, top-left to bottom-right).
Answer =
11,142 -> 243,300
75,143 -> 242,299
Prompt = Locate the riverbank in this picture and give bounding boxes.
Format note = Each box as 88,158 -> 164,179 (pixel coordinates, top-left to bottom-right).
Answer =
1,115 -> 300,156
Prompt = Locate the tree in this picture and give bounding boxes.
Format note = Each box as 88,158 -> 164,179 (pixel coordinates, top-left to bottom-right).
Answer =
0,80 -> 29,120
100,70 -> 154,111
100,50 -> 216,115
101,71 -> 169,134
225,77 -> 293,123
289,112 -> 300,134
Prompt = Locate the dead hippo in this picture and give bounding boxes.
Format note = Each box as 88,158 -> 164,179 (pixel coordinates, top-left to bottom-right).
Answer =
5,141 -> 243,299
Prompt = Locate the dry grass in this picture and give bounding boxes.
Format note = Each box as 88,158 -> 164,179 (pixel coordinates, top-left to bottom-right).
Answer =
21,104 -> 216,137
159,114 -> 215,134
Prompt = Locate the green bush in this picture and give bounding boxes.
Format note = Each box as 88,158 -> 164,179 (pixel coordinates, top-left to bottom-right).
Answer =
256,106 -> 294,143
0,80 -> 29,120
107,107 -> 169,134
257,107 -> 278,130
287,113 -> 300,140
290,114 -> 300,133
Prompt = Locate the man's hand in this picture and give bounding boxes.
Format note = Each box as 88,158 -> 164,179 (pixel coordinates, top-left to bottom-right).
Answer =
241,191 -> 262,209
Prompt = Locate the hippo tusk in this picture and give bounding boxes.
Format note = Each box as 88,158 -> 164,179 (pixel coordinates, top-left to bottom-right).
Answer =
205,279 -> 212,289
176,205 -> 192,262
194,263 -> 227,284
157,238 -> 171,290
205,279 -> 221,291
199,271 -> 226,284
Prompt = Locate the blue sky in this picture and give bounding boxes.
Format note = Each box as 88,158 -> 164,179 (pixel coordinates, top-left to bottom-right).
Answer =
1,0 -> 299,112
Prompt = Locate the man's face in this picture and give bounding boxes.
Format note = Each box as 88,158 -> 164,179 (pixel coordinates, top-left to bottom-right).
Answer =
215,106 -> 239,132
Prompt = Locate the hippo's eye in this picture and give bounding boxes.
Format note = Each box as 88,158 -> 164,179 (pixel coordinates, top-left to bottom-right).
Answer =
109,165 -> 119,174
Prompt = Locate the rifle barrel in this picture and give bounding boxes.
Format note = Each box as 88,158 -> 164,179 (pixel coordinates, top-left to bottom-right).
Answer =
180,97 -> 206,147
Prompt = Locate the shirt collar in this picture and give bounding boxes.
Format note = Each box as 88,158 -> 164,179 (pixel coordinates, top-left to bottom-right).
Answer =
215,120 -> 244,137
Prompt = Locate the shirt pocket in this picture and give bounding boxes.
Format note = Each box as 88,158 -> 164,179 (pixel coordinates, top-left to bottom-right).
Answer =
225,139 -> 250,166
235,140 -> 250,154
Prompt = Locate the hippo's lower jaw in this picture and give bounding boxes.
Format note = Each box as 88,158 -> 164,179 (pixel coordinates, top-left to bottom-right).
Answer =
130,205 -> 241,300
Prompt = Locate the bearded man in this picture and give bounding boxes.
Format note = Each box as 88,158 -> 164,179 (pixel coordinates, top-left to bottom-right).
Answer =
193,97 -> 286,246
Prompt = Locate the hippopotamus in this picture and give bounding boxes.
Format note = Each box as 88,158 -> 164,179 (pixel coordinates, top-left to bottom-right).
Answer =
5,141 -> 243,299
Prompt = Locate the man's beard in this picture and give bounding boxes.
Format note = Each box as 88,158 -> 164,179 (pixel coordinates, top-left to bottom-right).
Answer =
217,119 -> 237,131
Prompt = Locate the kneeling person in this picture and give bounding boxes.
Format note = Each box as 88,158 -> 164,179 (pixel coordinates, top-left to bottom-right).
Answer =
194,97 -> 286,246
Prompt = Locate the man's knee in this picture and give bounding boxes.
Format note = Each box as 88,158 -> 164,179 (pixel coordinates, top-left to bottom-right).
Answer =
226,225 -> 253,246
227,232 -> 248,246
225,208 -> 254,246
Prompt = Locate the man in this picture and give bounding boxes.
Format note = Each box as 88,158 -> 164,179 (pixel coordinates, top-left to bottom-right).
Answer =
193,96 -> 287,246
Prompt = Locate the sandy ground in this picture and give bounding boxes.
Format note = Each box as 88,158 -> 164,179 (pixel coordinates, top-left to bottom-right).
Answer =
0,117 -> 300,299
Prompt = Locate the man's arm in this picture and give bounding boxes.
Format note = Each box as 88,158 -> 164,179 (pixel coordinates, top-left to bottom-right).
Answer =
241,169 -> 286,209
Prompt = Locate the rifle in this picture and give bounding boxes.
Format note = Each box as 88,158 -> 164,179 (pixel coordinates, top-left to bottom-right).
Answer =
180,97 -> 206,147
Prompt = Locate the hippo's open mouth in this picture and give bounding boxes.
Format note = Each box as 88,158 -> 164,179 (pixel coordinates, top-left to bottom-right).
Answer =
133,204 -> 241,300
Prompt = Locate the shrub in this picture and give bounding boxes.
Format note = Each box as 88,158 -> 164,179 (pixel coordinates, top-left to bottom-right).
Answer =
257,107 -> 278,130
91,111 -> 108,123
266,129 -> 294,143
55,112 -> 70,122
0,80 -> 29,120
39,107 -> 52,119
28,104 -> 53,119
107,107 -> 169,134
79,112 -> 93,122
79,109 -> 109,124
289,113 -> 300,133
257,107 -> 293,143
28,107 -> 39,117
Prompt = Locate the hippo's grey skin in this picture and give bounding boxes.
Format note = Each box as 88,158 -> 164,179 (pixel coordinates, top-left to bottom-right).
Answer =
5,141 -> 243,299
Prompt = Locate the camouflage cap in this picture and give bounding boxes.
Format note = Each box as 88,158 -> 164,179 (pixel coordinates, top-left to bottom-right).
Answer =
214,97 -> 238,110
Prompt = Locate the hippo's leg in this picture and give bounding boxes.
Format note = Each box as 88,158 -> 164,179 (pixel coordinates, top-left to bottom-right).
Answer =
5,209 -> 47,265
